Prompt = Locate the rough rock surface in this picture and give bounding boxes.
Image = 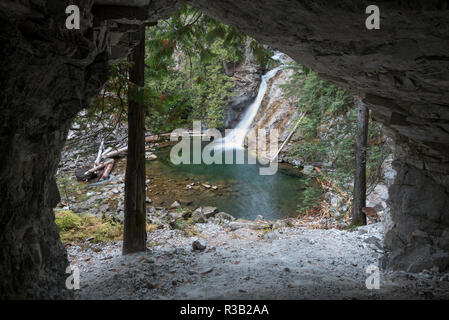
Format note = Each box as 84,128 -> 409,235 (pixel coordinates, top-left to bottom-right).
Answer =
0,0 -> 179,299
2,0 -> 449,298
247,54 -> 299,159
224,44 -> 263,128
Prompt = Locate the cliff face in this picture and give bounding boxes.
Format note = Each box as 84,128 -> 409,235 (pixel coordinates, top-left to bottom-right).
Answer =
246,59 -> 299,160
0,0 -> 180,299
223,40 -> 263,129
1,0 -> 449,298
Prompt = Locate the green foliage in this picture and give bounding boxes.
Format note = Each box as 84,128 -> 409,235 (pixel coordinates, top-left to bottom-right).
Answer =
55,210 -> 123,244
142,5 -> 274,132
282,64 -> 390,213
55,210 -> 82,231
77,5 -> 274,135
297,176 -> 324,214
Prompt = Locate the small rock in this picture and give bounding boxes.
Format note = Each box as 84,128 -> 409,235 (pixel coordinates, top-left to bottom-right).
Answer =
303,165 -> 315,175
215,212 -> 235,221
256,215 -> 264,220
145,197 -> 152,204
364,236 -> 383,250
170,200 -> 181,209
202,184 -> 211,189
199,267 -> 214,275
229,220 -> 271,231
182,210 -> 192,219
146,153 -> 157,160
168,211 -> 183,220
263,231 -> 279,240
192,238 -> 207,251
192,208 -> 206,223
202,206 -> 219,218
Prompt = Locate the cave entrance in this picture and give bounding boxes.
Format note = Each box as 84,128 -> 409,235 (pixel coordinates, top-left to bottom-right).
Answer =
52,7 -> 396,299
2,1 -> 449,300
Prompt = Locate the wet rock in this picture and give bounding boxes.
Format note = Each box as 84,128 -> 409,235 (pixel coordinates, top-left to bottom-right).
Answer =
256,215 -> 264,220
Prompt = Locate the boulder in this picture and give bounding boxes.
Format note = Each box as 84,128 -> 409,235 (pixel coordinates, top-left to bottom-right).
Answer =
215,212 -> 236,221
192,238 -> 207,251
191,208 -> 206,223
202,206 -> 219,218
229,219 -> 271,231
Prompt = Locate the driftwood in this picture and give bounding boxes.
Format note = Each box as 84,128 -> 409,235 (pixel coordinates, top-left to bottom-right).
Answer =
84,159 -> 114,176
76,132 -> 170,182
102,146 -> 128,159
95,139 -> 105,165
100,159 -> 114,180
145,135 -> 160,143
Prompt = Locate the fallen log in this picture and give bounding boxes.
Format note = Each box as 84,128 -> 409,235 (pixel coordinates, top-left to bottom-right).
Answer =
94,139 -> 105,165
145,135 -> 160,143
83,159 -> 114,176
101,146 -> 113,159
100,159 -> 114,180
102,146 -> 128,159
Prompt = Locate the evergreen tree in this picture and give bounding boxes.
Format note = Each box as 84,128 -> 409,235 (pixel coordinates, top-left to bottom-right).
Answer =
123,25 -> 147,255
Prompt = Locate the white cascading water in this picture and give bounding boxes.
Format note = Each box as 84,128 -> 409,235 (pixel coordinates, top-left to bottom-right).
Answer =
219,52 -> 285,150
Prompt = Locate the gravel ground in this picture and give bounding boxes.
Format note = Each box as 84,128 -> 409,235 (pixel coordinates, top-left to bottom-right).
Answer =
69,222 -> 449,300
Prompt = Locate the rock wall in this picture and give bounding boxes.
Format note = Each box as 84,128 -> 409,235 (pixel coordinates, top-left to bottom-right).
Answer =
0,0 -> 179,299
246,56 -> 299,159
1,0 -> 449,299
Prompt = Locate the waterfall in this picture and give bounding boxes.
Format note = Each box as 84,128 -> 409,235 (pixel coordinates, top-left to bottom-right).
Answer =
219,52 -> 285,150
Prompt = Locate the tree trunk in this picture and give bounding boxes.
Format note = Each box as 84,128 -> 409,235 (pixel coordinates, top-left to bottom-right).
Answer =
123,25 -> 147,255
352,99 -> 369,226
